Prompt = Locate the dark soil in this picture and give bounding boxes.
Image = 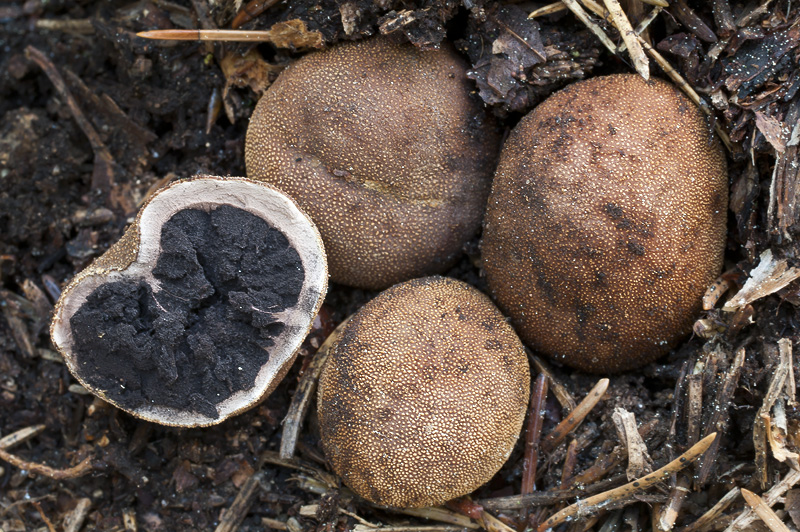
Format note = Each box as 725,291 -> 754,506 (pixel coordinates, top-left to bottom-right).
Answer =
1,1 -> 799,531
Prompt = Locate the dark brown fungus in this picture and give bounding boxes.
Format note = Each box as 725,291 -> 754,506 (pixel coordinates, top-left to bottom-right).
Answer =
317,276 -> 530,508
482,74 -> 728,373
245,37 -> 500,290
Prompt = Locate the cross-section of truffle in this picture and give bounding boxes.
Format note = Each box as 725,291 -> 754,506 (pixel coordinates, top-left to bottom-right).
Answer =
51,176 -> 328,427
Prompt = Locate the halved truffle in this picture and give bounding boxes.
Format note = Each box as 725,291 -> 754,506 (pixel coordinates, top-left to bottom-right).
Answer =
482,74 -> 728,373
245,37 -> 500,290
50,176 -> 328,427
317,276 -> 530,508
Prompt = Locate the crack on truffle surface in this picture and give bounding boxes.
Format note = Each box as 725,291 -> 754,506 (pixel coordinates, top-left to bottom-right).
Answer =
69,205 -> 304,419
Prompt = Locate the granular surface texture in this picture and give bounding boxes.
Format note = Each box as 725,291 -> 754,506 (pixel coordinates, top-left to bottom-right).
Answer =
70,205 -> 305,419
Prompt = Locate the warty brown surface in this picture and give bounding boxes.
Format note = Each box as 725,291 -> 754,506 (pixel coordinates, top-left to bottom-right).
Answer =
317,276 -> 531,508
245,36 -> 500,290
482,74 -> 728,373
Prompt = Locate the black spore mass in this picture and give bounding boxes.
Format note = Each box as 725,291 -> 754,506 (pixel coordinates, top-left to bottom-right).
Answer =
70,205 -> 305,419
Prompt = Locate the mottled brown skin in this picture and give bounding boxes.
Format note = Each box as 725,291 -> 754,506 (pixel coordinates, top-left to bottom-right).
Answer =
482,74 -> 728,373
245,37 -> 500,290
318,276 -> 530,508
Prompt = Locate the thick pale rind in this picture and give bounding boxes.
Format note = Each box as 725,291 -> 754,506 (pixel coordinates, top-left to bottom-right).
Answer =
50,176 -> 328,427
482,74 -> 728,373
317,276 -> 531,508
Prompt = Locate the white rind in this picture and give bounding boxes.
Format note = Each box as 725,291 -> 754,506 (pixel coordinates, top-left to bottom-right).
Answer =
51,176 -> 328,427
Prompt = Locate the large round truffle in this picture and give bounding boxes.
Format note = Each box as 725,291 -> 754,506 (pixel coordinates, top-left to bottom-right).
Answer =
318,276 -> 530,508
482,74 -> 728,373
245,37 -> 499,290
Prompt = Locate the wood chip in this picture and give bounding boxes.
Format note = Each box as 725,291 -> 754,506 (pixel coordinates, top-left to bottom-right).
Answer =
611,407 -> 653,480
62,498 -> 92,532
724,250 -> 800,311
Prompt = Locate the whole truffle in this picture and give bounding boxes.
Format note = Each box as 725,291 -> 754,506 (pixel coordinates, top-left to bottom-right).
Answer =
482,74 -> 728,373
245,37 -> 499,290
318,276 -> 530,508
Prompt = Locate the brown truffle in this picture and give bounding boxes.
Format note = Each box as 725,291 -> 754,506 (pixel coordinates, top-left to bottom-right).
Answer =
482,74 -> 728,373
317,276 -> 530,508
50,176 -> 328,427
245,37 -> 499,290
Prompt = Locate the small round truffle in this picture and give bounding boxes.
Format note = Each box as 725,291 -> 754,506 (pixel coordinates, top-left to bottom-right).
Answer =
317,276 -> 530,508
50,176 -> 328,427
245,37 -> 500,290
482,74 -> 728,373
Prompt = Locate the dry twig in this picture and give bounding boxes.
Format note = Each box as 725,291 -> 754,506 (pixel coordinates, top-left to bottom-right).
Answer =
678,487 -> 739,532
280,317 -> 350,459
542,379 -> 609,453
530,353 -> 577,412
537,433 -> 717,531
0,447 -> 93,480
522,374 -> 549,495
741,489 -> 791,532
602,0 -> 649,79
725,468 -> 800,532
214,471 -> 265,532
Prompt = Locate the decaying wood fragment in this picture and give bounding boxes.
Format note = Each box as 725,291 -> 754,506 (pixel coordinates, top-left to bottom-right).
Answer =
754,339 -> 793,487
696,347 -> 745,486
685,370 -> 703,446
62,498 -> 92,532
611,408 -> 653,480
122,507 -> 137,532
724,250 -> 800,311
768,100 -> 800,241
